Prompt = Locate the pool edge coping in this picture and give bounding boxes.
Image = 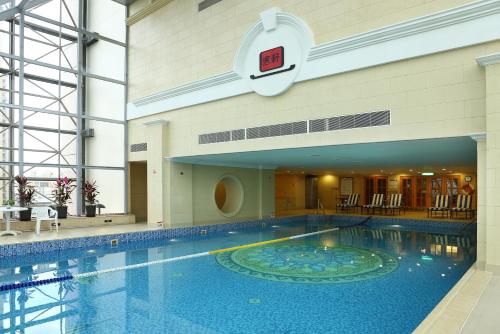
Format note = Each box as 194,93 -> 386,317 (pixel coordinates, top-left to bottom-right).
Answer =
413,264 -> 492,333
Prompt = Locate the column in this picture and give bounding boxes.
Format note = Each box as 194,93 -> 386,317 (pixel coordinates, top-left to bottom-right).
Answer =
144,120 -> 168,227
478,54 -> 500,273
472,134 -> 486,269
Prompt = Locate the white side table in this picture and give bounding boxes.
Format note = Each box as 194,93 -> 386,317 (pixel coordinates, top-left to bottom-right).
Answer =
0,207 -> 28,236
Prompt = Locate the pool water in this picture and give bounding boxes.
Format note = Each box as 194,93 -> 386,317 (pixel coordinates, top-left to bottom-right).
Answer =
0,219 -> 476,333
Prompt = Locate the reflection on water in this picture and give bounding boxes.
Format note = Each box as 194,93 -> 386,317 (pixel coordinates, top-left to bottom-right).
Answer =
0,223 -> 476,334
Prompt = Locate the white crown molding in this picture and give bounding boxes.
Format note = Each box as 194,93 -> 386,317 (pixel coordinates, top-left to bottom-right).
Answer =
143,119 -> 168,127
469,132 -> 487,141
128,0 -> 500,121
167,157 -> 277,170
307,0 -> 500,61
476,53 -> 500,66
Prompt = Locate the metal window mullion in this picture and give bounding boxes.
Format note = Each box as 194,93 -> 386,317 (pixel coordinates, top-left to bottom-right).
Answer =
18,11 -> 25,177
75,0 -> 84,216
123,4 -> 129,213
24,11 -> 127,48
7,7 -> 15,201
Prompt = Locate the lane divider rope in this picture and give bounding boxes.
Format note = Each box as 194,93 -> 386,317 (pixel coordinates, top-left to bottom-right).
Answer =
1,227 -> 339,291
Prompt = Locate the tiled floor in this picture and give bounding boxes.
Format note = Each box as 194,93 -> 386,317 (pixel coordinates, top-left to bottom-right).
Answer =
0,223 -> 153,245
461,276 -> 500,333
415,267 -> 492,333
277,209 -> 474,222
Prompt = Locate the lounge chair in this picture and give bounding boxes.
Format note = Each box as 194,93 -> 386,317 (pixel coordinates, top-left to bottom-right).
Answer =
336,193 -> 360,213
427,195 -> 449,218
383,193 -> 404,215
449,195 -> 473,219
32,206 -> 58,235
363,193 -> 384,214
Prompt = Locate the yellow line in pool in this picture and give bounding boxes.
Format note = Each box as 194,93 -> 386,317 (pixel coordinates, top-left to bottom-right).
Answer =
73,227 -> 339,280
208,237 -> 291,254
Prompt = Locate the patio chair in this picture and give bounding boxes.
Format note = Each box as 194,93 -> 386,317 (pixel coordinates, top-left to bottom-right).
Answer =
362,193 -> 384,214
383,193 -> 404,215
427,195 -> 449,218
32,206 -> 58,235
336,193 -> 360,213
449,194 -> 473,219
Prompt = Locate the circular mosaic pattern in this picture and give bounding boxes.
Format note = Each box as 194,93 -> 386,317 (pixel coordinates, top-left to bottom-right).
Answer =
216,240 -> 398,284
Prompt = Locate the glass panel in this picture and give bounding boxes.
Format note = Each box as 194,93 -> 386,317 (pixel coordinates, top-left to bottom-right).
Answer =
377,178 -> 387,198
85,169 -> 124,214
416,177 -> 427,208
365,178 -> 374,205
84,120 -> 124,167
431,178 -> 442,205
402,178 -> 413,208
446,177 -> 459,206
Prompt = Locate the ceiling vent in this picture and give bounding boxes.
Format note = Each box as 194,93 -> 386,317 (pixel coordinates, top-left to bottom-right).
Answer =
198,0 -> 222,12
198,110 -> 390,145
130,143 -> 147,152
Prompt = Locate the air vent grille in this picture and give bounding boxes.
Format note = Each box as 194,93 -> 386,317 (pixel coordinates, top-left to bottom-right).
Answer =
130,143 -> 147,152
198,0 -> 222,12
198,110 -> 390,145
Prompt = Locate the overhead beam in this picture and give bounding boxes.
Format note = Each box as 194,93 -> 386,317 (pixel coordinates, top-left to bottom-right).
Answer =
0,68 -> 77,88
0,121 -> 77,135
24,11 -> 127,47
11,17 -> 78,42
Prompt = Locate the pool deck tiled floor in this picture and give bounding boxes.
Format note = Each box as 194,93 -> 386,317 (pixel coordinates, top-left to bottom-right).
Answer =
0,222 -> 153,245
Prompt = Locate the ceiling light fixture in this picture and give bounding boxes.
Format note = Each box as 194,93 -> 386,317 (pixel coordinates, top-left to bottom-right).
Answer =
422,172 -> 434,176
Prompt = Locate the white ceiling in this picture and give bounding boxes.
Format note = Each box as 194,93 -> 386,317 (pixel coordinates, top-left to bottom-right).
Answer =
170,137 -> 477,175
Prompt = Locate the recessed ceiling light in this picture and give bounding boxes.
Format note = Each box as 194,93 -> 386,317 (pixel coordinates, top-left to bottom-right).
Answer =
409,169 -> 414,172
422,172 -> 434,176
442,168 -> 447,171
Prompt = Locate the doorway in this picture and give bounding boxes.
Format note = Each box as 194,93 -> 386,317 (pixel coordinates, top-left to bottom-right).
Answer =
365,176 -> 388,205
129,162 -> 148,223
400,175 -> 461,209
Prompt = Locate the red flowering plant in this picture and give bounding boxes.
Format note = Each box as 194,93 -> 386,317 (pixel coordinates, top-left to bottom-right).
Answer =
83,180 -> 99,205
15,175 -> 36,207
52,177 -> 76,207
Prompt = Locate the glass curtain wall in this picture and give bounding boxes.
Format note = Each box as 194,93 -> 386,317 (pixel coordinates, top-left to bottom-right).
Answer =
0,0 -> 127,215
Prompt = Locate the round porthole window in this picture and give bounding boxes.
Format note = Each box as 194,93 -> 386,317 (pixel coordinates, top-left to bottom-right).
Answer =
214,175 -> 244,217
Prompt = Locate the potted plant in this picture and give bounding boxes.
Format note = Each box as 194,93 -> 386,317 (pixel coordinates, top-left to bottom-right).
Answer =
52,177 -> 75,219
15,175 -> 36,221
83,180 -> 99,217
3,199 -> 15,209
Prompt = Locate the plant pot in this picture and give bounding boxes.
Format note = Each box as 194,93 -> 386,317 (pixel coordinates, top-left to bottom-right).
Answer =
56,206 -> 68,219
85,205 -> 96,217
19,207 -> 32,221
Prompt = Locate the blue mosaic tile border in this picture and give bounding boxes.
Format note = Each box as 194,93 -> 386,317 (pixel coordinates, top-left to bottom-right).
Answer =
0,215 -> 306,258
0,214 -> 474,258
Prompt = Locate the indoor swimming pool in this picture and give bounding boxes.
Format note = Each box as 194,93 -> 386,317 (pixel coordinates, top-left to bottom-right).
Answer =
0,217 -> 476,333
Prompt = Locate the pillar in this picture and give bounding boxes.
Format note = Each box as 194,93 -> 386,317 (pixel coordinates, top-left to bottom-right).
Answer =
144,120 -> 168,227
478,54 -> 500,273
472,134 -> 486,269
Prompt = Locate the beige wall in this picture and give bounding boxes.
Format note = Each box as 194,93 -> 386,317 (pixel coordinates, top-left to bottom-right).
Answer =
128,0 -> 475,101
128,41 -> 497,160
275,174 -> 305,211
191,165 -> 274,225
318,175 -> 339,209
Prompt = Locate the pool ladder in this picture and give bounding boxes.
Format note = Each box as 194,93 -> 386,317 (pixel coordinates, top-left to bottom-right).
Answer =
316,200 -> 327,215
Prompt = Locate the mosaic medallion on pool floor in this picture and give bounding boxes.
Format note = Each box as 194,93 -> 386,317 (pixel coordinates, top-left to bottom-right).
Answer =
216,240 -> 398,284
